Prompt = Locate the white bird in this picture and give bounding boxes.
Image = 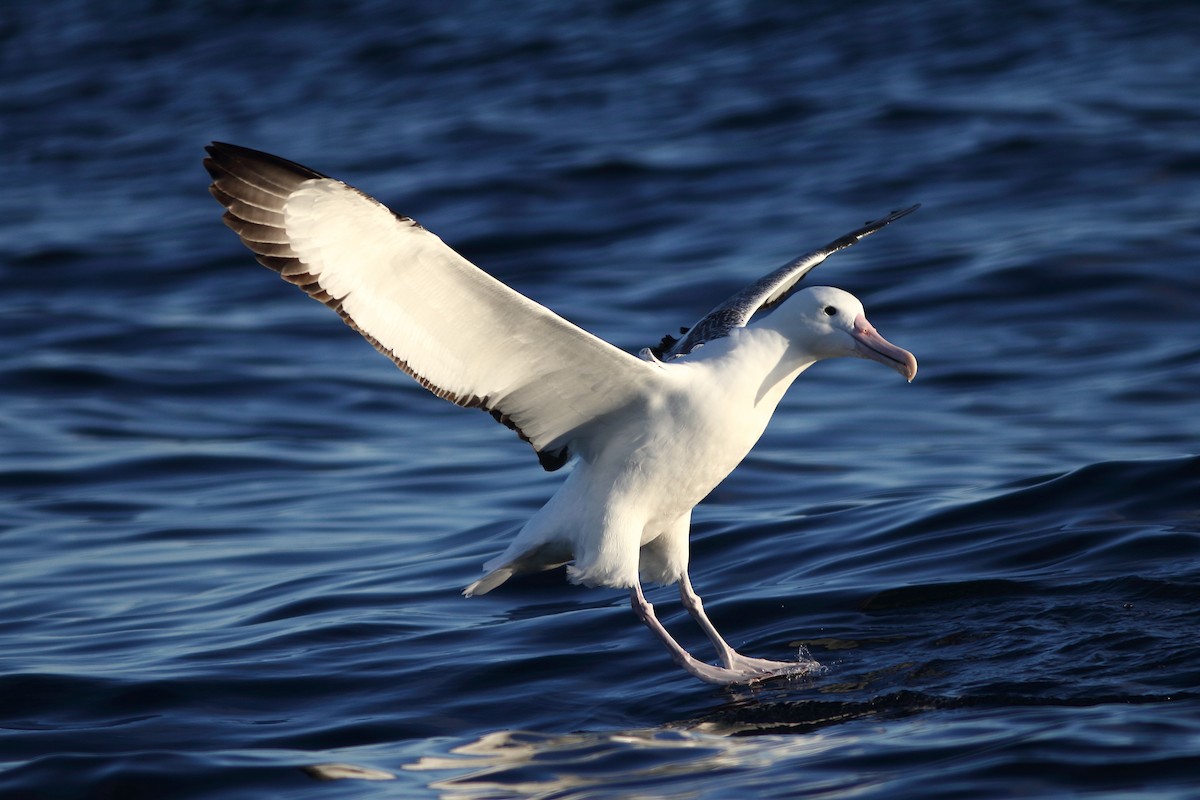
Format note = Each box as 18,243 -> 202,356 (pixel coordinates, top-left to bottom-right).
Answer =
205,142 -> 918,685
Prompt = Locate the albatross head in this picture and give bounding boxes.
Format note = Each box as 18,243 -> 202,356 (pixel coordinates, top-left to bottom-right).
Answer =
783,286 -> 917,382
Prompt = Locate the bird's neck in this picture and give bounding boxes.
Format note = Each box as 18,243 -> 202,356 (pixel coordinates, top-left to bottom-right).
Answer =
710,326 -> 817,409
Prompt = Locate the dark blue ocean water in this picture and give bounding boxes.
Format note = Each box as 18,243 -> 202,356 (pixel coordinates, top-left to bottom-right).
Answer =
4,2 -> 1200,797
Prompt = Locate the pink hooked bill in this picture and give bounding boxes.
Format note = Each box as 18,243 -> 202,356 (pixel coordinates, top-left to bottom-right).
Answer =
850,313 -> 918,382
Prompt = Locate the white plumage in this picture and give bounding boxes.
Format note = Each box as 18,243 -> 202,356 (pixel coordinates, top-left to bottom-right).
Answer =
206,142 -> 918,684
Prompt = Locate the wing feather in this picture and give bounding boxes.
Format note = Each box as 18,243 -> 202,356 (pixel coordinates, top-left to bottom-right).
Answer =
660,205 -> 919,359
205,142 -> 655,470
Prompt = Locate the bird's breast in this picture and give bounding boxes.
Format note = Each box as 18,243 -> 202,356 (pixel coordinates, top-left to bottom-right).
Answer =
624,364 -> 778,510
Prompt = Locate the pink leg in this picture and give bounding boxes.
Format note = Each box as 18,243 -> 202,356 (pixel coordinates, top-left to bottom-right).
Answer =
678,572 -> 811,676
631,581 -> 813,685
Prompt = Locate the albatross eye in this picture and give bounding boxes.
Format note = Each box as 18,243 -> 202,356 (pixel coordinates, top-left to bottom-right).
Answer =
823,306 -> 837,316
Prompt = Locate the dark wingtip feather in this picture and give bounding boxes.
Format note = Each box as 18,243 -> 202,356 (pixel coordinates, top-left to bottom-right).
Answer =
205,142 -> 328,181
863,203 -> 920,229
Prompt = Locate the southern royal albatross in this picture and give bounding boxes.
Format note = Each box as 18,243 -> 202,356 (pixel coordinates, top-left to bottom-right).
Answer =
204,142 -> 918,685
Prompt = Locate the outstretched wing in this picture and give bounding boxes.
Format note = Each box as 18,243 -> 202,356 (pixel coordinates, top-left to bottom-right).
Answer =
656,205 -> 919,359
205,142 -> 656,470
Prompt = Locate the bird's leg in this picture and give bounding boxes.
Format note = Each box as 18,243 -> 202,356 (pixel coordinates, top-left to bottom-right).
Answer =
630,582 -> 743,685
678,572 -> 810,676
631,582 -> 809,685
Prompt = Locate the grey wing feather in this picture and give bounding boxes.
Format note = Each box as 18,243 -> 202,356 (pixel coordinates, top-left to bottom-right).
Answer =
659,205 -> 919,359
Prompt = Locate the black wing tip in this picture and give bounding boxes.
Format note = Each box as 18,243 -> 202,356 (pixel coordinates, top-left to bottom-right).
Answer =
823,202 -> 922,255
866,203 -> 921,228
203,141 -> 328,181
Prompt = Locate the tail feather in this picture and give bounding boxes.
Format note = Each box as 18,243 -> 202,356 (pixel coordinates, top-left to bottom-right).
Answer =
462,567 -> 514,597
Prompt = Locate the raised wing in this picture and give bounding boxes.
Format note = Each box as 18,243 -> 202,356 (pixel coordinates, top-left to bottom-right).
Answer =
205,142 -> 656,470
655,205 -> 919,359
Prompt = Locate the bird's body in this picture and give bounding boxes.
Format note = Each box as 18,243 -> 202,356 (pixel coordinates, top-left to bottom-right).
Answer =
205,142 -> 918,685
476,316 -> 825,594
